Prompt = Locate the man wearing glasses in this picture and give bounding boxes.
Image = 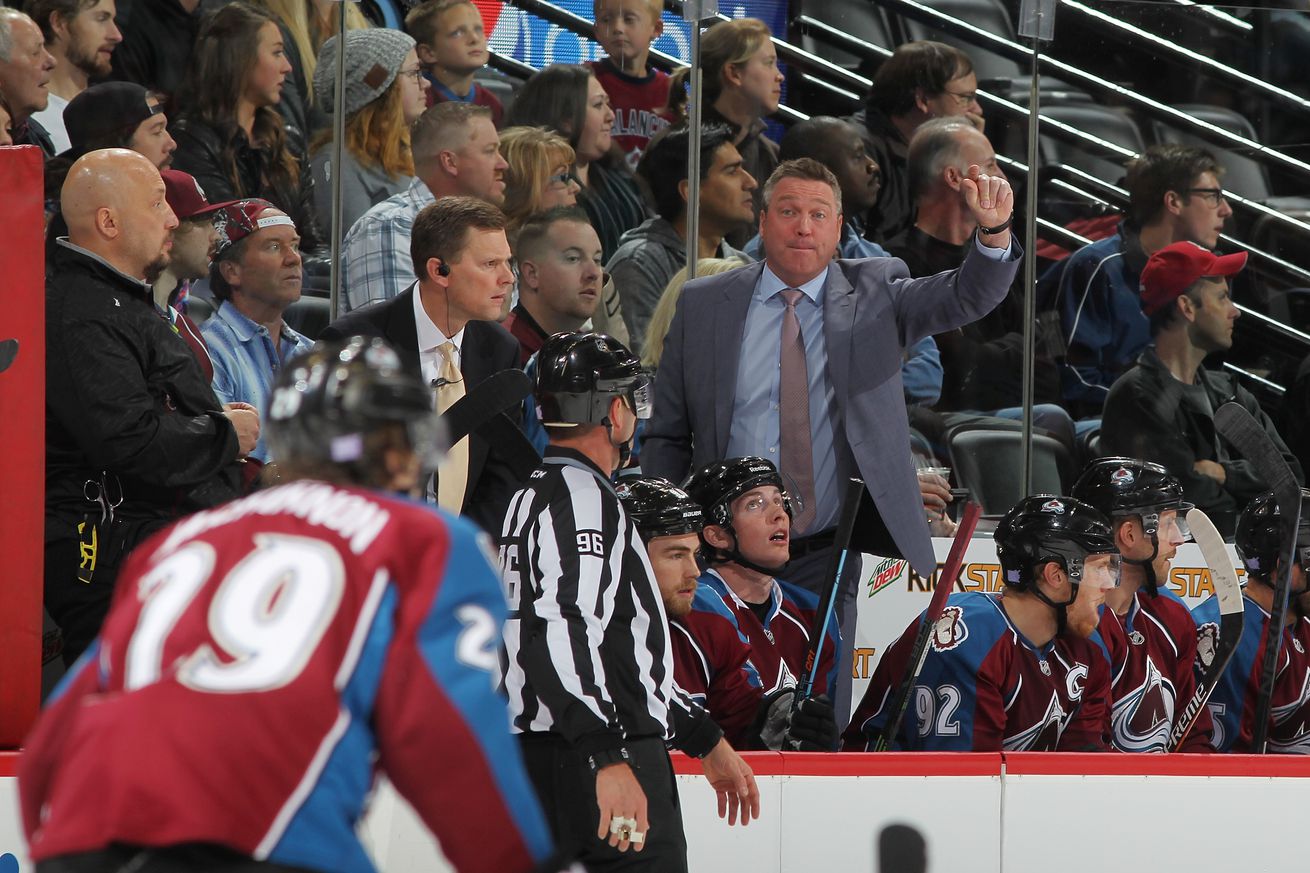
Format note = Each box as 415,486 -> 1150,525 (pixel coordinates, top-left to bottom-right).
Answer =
1039,144 -> 1234,419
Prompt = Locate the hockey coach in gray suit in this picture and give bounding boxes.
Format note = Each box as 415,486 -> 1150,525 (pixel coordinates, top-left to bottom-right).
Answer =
641,157 -> 1021,722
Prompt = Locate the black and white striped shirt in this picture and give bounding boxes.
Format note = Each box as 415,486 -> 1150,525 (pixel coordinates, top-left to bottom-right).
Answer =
500,447 -> 721,759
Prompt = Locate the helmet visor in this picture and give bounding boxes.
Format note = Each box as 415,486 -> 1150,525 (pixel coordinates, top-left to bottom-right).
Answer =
1159,508 -> 1192,545
628,376 -> 653,420
1082,553 -> 1122,590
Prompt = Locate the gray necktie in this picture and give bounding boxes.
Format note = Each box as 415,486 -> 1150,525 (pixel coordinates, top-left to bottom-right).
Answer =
779,289 -> 816,533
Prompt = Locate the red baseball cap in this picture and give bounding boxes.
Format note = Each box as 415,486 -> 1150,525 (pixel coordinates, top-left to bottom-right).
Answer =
1139,241 -> 1247,316
211,199 -> 298,256
160,169 -> 238,220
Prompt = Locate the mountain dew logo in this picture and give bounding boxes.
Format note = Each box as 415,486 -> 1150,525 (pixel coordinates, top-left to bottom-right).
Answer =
866,557 -> 906,598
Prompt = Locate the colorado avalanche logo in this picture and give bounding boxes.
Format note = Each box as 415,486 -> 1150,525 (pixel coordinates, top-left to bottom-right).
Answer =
1196,622 -> 1220,669
1042,499 -> 1065,514
929,606 -> 969,652
1111,466 -> 1135,487
1110,657 -> 1175,753
1269,670 -> 1310,753
615,482 -> 632,499
1002,691 -> 1067,751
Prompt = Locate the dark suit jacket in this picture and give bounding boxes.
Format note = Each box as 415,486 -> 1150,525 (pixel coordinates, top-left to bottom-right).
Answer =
322,285 -> 528,536
642,243 -> 1021,576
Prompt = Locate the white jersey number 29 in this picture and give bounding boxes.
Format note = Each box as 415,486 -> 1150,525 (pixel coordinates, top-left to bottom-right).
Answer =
124,535 -> 345,693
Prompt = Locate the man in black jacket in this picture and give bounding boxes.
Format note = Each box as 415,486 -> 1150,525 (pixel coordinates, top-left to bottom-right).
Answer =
323,195 -> 534,537
1102,241 -> 1304,535
107,0 -> 198,111
46,148 -> 259,664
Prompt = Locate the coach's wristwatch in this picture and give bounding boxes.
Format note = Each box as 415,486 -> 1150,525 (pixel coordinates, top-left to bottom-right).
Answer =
979,217 -> 1013,236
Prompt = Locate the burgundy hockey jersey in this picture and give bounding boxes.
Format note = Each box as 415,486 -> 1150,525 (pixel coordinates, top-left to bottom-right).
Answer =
694,569 -> 839,700
1194,593 -> 1310,753
20,481 -> 555,873
670,602 -> 765,748
587,59 -> 670,170
843,591 -> 1112,752
1098,589 -> 1213,753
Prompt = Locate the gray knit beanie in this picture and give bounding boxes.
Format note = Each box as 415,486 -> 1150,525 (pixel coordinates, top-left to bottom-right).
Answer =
315,29 -> 417,117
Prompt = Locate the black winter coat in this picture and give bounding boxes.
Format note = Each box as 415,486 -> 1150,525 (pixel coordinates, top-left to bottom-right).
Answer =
45,242 -> 242,526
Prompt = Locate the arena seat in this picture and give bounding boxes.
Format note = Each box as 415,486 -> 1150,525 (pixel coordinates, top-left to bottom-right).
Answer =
1037,102 -> 1145,186
797,0 -> 897,74
946,425 -> 1071,515
1150,104 -> 1271,203
285,295 -> 332,341
893,0 -> 1025,82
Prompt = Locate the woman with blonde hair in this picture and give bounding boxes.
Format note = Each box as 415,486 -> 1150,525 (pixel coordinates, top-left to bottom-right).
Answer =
309,29 -> 430,231
701,17 -> 783,246
498,125 -> 582,239
642,257 -> 746,371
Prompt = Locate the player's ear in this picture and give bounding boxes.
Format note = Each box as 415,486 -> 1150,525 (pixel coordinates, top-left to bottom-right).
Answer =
703,524 -> 733,550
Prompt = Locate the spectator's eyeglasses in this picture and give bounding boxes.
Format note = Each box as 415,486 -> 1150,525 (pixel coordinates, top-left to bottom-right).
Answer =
943,89 -> 979,107
549,171 -> 581,188
397,67 -> 425,84
1185,187 -> 1227,206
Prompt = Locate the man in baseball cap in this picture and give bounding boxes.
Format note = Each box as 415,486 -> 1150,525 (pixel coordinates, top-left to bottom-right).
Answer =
201,199 -> 314,469
1101,239 -> 1300,534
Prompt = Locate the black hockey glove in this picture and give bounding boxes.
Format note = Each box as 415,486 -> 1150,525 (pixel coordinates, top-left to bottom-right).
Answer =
785,694 -> 838,752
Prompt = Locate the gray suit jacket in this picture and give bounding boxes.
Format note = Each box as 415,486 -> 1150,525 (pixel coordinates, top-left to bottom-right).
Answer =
642,242 -> 1022,576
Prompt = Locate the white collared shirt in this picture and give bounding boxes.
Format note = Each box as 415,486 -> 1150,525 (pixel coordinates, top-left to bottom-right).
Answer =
412,284 -> 466,390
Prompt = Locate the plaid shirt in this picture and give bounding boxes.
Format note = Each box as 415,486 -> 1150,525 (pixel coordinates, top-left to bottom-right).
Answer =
340,177 -> 434,313
201,301 -> 314,464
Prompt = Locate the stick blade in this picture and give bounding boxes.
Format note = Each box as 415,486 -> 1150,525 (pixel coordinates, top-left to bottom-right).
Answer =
1186,507 -> 1243,617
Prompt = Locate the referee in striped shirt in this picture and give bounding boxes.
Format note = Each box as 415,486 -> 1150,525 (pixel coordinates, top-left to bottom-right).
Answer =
500,332 -> 759,871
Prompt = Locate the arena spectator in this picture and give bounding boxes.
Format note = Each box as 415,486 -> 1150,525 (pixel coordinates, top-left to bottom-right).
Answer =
506,63 -> 649,262
106,0 -> 200,110
45,148 -> 255,665
339,101 -> 506,312
0,95 -> 13,145
499,125 -> 580,239
43,82 -> 174,240
848,40 -> 982,244
155,168 -> 227,380
0,8 -> 57,155
309,28 -> 429,232
886,117 -> 1072,441
745,115 -> 889,260
26,0 -> 122,154
172,2 -> 320,252
1101,241 -> 1303,534
504,206 -> 603,365
257,0 -> 371,140
641,256 -> 743,372
700,17 -> 782,248
1039,145 -> 1233,418
325,196 -> 533,535
202,200 -> 314,468
588,0 -> 669,169
608,124 -> 752,352
405,0 -> 503,126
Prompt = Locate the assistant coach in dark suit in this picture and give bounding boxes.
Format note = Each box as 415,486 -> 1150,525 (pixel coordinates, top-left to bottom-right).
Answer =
324,196 -> 532,537
642,158 -> 1020,720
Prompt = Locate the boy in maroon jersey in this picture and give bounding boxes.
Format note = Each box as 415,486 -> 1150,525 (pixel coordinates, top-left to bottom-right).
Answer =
1072,456 -> 1214,752
844,495 -> 1119,752
588,0 -> 670,169
20,337 -> 572,873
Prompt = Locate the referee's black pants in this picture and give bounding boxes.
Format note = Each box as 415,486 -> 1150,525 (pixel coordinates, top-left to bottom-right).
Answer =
518,733 -> 688,873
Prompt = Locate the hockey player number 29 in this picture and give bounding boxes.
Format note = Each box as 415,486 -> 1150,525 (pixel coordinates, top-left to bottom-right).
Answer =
124,536 -> 346,692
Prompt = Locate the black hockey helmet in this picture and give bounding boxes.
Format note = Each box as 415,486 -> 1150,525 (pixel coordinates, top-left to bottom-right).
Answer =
534,332 -> 651,427
1235,489 -> 1310,583
266,336 -> 443,479
616,477 -> 704,543
1072,457 -> 1191,530
683,456 -> 794,528
683,457 -> 794,574
994,495 -> 1119,594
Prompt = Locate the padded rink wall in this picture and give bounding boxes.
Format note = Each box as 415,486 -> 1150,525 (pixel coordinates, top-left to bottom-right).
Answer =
0,145 -> 46,750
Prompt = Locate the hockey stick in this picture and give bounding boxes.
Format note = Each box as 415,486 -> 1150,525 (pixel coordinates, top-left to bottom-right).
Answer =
1214,401 -> 1303,753
439,369 -> 532,446
794,476 -> 865,707
1168,507 -> 1244,752
0,338 -> 17,374
874,500 -> 982,751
